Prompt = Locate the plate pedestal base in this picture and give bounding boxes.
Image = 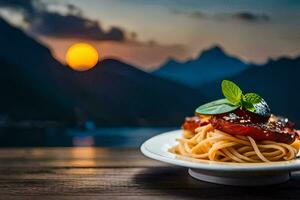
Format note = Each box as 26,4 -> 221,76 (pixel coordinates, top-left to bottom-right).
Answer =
188,169 -> 290,186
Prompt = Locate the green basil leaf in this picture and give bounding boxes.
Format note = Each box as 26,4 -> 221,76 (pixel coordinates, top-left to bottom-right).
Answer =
243,93 -> 262,104
195,99 -> 239,115
221,80 -> 242,105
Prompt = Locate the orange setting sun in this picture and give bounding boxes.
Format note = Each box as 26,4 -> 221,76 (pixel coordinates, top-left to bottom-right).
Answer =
66,43 -> 99,71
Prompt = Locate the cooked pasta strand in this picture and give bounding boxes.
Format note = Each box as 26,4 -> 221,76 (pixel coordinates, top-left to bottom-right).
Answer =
169,124 -> 299,163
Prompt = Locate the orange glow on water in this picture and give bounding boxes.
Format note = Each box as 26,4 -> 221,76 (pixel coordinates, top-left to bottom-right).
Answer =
66,43 -> 99,71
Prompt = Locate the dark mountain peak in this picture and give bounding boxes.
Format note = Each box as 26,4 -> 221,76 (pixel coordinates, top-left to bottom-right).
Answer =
161,57 -> 181,67
153,44 -> 247,87
207,45 -> 224,52
100,58 -> 126,65
197,45 -> 227,59
0,17 -> 56,69
265,57 -> 275,64
94,58 -> 142,74
75,58 -> 135,74
266,56 -> 300,66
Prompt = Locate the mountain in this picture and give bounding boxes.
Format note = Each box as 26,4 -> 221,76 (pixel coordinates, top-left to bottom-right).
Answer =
0,18 -> 74,121
0,18 -> 206,126
66,59 -> 207,126
200,57 -> 300,126
153,46 -> 248,88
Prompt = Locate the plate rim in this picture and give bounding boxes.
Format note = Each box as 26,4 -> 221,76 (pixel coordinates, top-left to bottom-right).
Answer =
140,129 -> 300,172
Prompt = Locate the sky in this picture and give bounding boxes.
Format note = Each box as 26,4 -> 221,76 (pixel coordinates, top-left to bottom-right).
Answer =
0,0 -> 299,70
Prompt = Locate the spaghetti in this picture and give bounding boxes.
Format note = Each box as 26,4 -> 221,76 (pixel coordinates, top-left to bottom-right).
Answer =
169,124 -> 299,163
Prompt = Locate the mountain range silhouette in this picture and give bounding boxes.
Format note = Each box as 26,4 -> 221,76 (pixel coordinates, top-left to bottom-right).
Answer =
0,17 -> 299,126
153,45 -> 248,87
0,18 -> 205,126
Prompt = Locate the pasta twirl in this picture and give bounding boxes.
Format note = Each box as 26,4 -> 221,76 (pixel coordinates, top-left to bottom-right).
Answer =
169,124 -> 298,163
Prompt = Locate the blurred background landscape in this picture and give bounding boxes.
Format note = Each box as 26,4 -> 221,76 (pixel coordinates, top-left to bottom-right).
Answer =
0,0 -> 299,147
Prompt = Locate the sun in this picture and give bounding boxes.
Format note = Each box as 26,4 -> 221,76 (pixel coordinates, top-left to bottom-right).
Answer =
66,43 -> 99,71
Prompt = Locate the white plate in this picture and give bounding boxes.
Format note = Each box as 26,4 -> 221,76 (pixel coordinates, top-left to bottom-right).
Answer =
140,130 -> 300,186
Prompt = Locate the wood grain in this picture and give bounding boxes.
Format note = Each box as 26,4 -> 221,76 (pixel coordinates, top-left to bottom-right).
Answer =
0,147 -> 300,200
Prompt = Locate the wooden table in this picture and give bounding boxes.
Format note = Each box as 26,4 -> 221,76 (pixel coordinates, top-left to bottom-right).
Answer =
1,148 -> 300,200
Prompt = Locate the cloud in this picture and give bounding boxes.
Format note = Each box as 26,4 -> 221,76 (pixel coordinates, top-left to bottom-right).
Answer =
170,9 -> 270,23
0,0 -> 125,41
231,12 -> 270,22
29,12 -> 124,41
0,0 -> 35,16
170,9 -> 207,19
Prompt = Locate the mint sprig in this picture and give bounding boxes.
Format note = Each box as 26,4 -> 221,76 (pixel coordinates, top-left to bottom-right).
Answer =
196,80 -> 269,115
243,93 -> 262,104
221,80 -> 242,105
242,93 -> 263,112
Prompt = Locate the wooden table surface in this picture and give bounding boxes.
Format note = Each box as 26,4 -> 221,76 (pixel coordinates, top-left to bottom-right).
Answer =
1,148 -> 300,200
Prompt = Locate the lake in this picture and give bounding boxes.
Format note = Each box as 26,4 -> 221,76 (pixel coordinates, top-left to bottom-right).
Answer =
0,127 -> 178,147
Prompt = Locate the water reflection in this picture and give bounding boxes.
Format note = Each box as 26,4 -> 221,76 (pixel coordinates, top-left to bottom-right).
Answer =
70,147 -> 97,167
